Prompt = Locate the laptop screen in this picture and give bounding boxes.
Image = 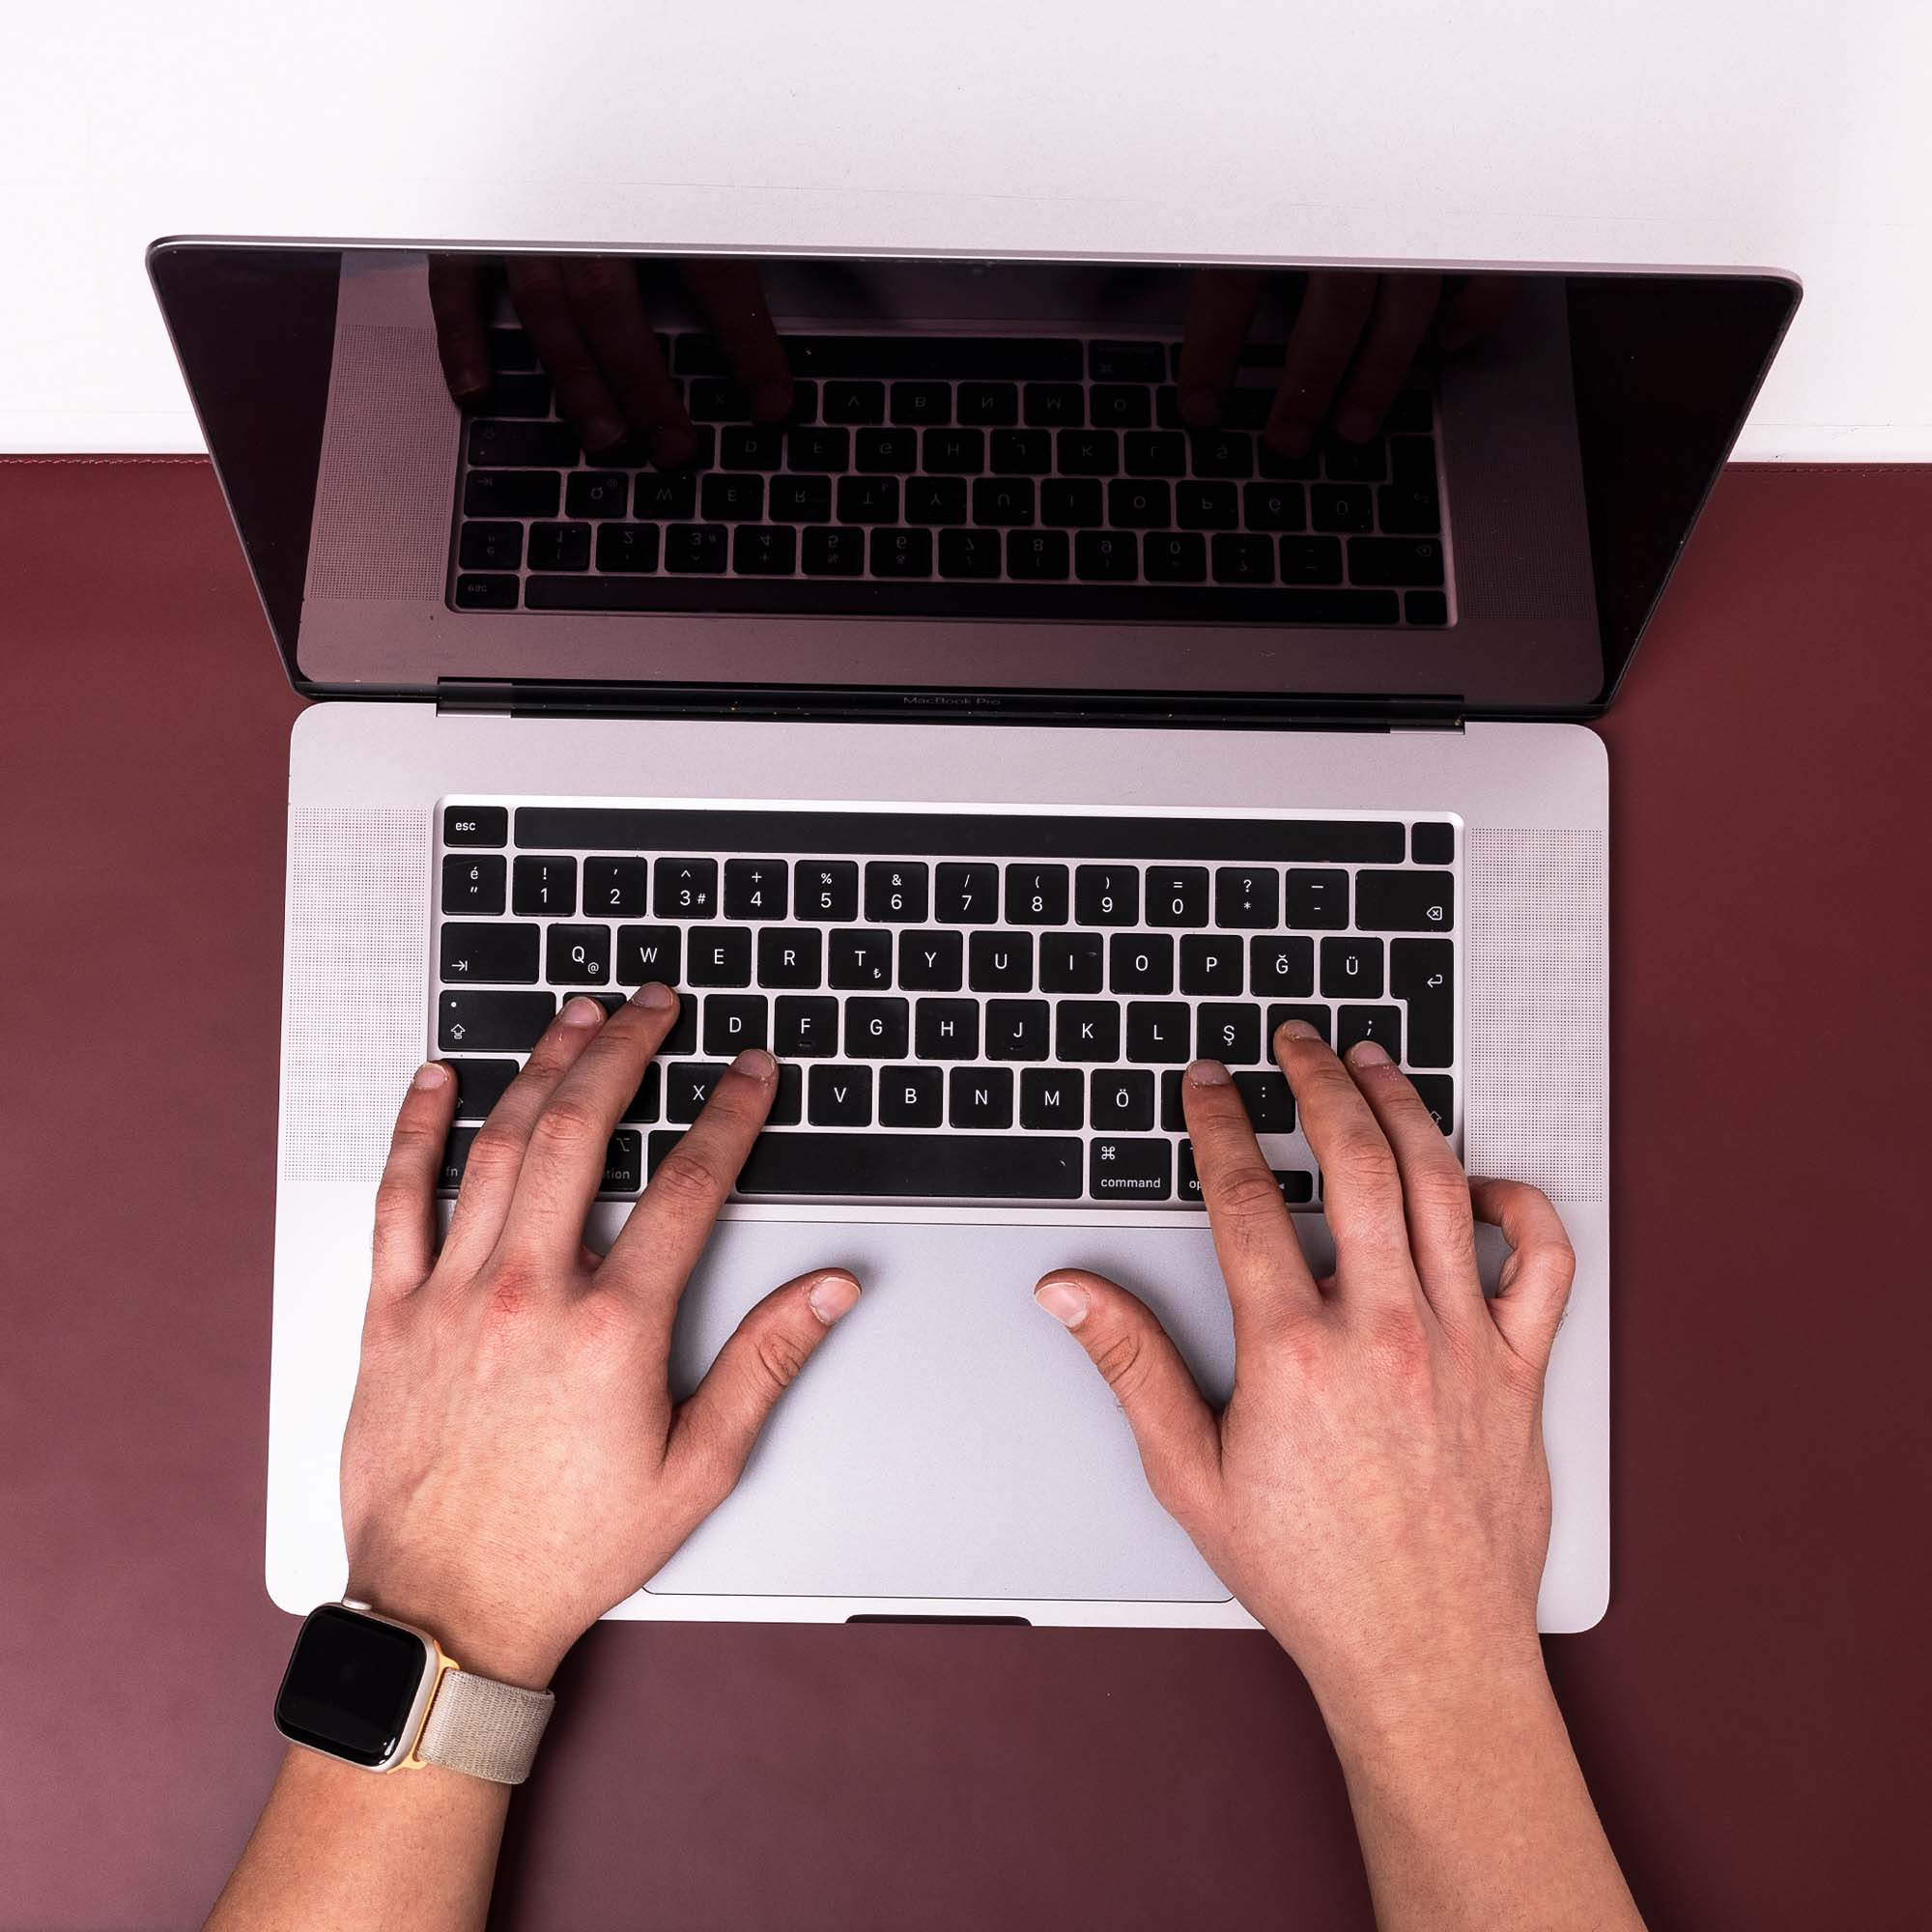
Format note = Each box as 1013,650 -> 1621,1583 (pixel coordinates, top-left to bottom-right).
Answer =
149,242 -> 1795,720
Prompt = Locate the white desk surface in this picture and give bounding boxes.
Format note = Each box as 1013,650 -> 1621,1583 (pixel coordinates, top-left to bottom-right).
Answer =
6,0 -> 1927,459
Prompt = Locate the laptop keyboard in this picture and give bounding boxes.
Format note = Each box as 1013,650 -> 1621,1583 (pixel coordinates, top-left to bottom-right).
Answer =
433,802 -> 1461,1209
449,331 -> 1450,628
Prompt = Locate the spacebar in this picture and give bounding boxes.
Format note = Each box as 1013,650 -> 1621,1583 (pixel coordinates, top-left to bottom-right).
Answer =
649,1130 -> 1084,1201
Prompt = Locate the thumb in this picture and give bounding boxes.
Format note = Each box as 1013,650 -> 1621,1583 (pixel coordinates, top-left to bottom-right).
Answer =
1469,1179 -> 1577,1374
1034,1270 -> 1220,1523
666,1268 -> 861,1508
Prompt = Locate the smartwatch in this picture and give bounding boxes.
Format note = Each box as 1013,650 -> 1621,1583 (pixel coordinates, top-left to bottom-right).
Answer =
273,1601 -> 554,1784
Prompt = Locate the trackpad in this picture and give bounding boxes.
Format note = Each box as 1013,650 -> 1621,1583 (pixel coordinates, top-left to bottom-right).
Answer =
641,1217 -> 1244,1605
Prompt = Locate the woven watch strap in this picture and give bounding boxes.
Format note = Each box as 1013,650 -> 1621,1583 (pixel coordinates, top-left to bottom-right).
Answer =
416,1667 -> 555,1784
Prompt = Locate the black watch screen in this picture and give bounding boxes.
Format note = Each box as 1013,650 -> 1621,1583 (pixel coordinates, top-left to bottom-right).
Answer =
273,1604 -> 433,1767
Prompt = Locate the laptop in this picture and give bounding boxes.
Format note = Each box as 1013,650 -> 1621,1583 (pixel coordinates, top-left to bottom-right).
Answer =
149,240 -> 1796,1633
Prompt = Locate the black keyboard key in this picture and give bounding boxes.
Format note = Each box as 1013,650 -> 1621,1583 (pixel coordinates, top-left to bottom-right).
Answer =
969,931 -> 1035,992
1251,935 -> 1314,997
1321,936 -> 1385,998
1410,821 -> 1456,866
442,854 -> 507,915
985,999 -> 1051,1062
1074,865 -> 1138,925
1056,431 -> 1118,479
972,477 -> 1034,526
464,469 -> 559,519
769,475 -> 833,523
1160,1068 -> 1187,1131
1179,935 -> 1244,996
438,1125 -> 479,1190
665,524 -> 728,573
1110,933 -> 1174,994
1279,535 -> 1346,584
733,525 -> 797,575
939,528 -> 1001,578
788,426 -> 851,471
664,996 -> 698,1056
915,999 -> 980,1060
676,1127 -> 1081,1201
880,1065 -> 945,1127
1042,478 -> 1104,526
1350,537 -> 1444,587
1005,864 -> 1069,924
616,925 -> 682,985
440,922 -> 539,983
1090,1137 -> 1171,1201
444,1058 -> 519,1122
957,382 -> 1018,426
766,1064 -> 804,1126
1233,1069 -> 1296,1133
1408,1074 -> 1455,1134
1391,938 -> 1454,1068
865,861 -> 929,923
838,476 -> 900,525
668,1063 -> 728,1123
1108,479 -> 1171,528
1323,436 -> 1386,482
486,328 -> 536,372
856,427 -> 919,474
1089,340 -> 1165,382
1244,482 -> 1304,531
721,425 -> 785,471
545,924 -> 612,985
1284,868 -> 1350,928
513,855 -> 576,917
724,859 -> 789,921
775,996 -> 838,1058
1021,1066 -> 1084,1129
592,1129 -> 641,1197
991,430 -> 1052,475
1189,431 -> 1253,478
845,997 -> 910,1059
756,927 -> 823,988
565,472 -> 631,519
701,474 -> 764,522
890,381 -> 951,426
1040,930 -> 1103,993
949,1066 -> 1014,1129
687,379 -> 747,422
595,524 -> 660,573
1337,1005 -> 1403,1062
453,573 -> 519,611
439,989 -> 556,1053
1146,867 -> 1208,927
1214,867 -> 1280,928
1092,1070 -> 1155,1131
459,522 -> 523,571
1024,384 -> 1084,427
689,927 -> 753,986
830,930 -> 895,989
1055,1002 -> 1121,1062
1075,530 -> 1138,581
635,472 -> 698,520
1124,1001 -> 1191,1064
803,526 -> 866,575
1212,534 -> 1276,584
1144,533 -> 1207,582
469,419 -> 580,467
442,806 -> 507,848
1007,529 -> 1069,579
1197,1003 -> 1263,1064
653,858 -> 717,918
906,476 -> 968,525
1177,481 -> 1238,529
1088,384 -> 1151,430
923,428 -> 985,473
797,862 -> 859,920
703,994 -> 769,1055
1378,478 -> 1441,537
934,863 -> 1000,923
822,381 -> 885,425
1265,1003 -> 1331,1047
870,526 -> 933,578
1356,869 -> 1454,932
1123,431 -> 1187,476
1311,484 -> 1374,534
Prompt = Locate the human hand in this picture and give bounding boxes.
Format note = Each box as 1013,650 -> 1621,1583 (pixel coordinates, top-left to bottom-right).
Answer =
427,253 -> 793,466
338,988 -> 859,1686
1035,1023 -> 1574,1732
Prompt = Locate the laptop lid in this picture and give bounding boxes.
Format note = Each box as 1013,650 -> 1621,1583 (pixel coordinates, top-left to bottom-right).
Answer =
148,240 -> 1796,725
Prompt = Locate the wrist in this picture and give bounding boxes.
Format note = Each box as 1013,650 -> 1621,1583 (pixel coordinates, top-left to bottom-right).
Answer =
1312,1636 -> 1557,1774
341,1571 -> 577,1690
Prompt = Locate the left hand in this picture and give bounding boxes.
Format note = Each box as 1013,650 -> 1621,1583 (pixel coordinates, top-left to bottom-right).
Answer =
338,987 -> 860,1686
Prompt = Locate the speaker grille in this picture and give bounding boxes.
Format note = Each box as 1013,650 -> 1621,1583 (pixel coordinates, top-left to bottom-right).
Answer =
282,808 -> 430,1182
304,326 -> 451,601
1465,828 -> 1606,1204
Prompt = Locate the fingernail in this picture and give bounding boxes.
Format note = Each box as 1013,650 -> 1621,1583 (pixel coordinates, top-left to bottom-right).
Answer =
807,1270 -> 862,1325
583,414 -> 627,452
1276,1019 -> 1322,1042
1334,405 -> 1378,442
1268,422 -> 1314,459
562,996 -> 606,1027
1034,1278 -> 1091,1328
1347,1038 -> 1391,1066
731,1047 -> 777,1081
651,425 -> 696,469
1179,385 -> 1220,425
632,980 -> 676,1010
751,380 -> 793,420
412,1061 -> 449,1090
1186,1058 -> 1232,1087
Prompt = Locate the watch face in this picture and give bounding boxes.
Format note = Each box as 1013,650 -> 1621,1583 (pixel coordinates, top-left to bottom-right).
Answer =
274,1605 -> 433,1768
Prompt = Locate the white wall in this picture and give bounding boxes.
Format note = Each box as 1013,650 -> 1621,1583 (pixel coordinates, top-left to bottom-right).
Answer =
6,0 -> 1927,457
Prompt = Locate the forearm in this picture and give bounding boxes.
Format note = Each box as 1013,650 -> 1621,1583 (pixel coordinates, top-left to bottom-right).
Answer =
1320,1659 -> 1643,1932
204,1746 -> 509,1932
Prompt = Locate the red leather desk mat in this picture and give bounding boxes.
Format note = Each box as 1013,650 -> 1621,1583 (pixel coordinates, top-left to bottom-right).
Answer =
3,457 -> 1926,1929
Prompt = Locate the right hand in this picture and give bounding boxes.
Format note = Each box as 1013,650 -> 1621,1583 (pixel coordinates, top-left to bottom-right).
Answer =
1034,1022 -> 1576,1731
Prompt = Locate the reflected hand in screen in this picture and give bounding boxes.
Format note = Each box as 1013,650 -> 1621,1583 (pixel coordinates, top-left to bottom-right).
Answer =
428,254 -> 793,468
1178,269 -> 1513,453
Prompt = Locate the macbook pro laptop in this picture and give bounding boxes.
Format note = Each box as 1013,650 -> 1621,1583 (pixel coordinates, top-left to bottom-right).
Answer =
149,240 -> 1796,1632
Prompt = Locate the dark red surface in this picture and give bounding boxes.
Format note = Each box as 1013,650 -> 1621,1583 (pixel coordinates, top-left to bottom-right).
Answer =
3,457 -> 1927,1930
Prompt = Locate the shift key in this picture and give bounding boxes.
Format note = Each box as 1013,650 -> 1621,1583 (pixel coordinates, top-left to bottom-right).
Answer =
439,988 -> 556,1052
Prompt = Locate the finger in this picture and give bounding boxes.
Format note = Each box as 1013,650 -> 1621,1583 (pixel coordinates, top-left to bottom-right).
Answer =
678,258 -> 794,421
371,1062 -> 460,1298
426,256 -> 493,407
1179,1060 -> 1321,1340
601,1047 -> 778,1308
1176,269 -> 1264,426
663,1266 -> 861,1508
1329,271 -> 1442,442
440,996 -> 607,1272
1264,270 -> 1378,456
1272,1020 -> 1417,1308
1033,1269 -> 1220,1523
557,256 -> 696,467
504,256 -> 630,455
496,984 -> 684,1265
1470,1178 -> 1577,1372
1343,1040 -> 1482,1326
